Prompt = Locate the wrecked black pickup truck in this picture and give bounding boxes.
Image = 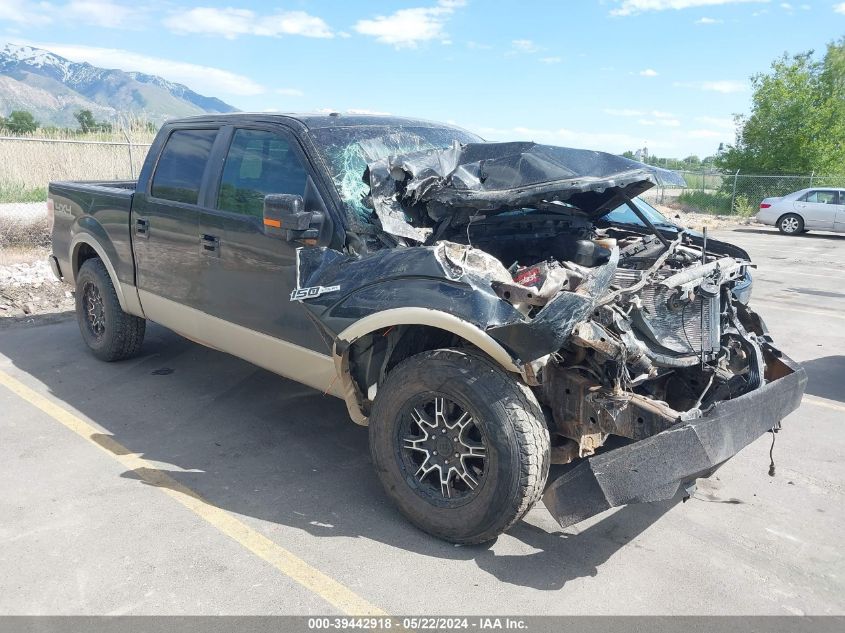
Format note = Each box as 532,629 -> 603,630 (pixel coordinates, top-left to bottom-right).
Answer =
48,114 -> 806,544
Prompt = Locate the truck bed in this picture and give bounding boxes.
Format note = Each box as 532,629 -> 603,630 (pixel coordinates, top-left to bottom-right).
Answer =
48,179 -> 138,293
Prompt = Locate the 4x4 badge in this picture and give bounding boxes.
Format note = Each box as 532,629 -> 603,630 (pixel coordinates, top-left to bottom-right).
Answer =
290,285 -> 341,302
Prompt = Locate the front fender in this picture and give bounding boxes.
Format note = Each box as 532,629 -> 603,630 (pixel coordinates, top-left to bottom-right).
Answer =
336,307 -> 522,373
332,307 -> 525,426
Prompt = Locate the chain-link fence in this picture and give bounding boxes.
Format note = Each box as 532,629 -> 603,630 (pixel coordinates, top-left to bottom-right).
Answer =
641,169 -> 845,216
0,135 -> 152,216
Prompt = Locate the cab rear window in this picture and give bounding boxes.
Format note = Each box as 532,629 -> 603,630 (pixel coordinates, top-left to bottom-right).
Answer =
151,128 -> 218,204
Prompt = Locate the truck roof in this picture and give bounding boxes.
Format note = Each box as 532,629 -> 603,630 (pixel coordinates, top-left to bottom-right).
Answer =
163,112 -> 452,131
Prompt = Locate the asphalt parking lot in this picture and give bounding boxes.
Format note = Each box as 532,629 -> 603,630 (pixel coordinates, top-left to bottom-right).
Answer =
0,226 -> 843,616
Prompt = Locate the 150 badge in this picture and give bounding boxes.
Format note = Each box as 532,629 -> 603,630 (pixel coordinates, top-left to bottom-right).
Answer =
290,285 -> 341,302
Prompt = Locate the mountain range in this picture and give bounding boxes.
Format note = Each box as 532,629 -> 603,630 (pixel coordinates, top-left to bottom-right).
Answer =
0,43 -> 238,128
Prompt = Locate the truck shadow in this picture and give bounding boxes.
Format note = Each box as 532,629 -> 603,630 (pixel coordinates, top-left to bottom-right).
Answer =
0,320 -> 678,591
800,356 -> 845,403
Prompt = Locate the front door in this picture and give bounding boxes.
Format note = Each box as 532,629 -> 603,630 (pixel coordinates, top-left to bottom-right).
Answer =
198,126 -> 329,354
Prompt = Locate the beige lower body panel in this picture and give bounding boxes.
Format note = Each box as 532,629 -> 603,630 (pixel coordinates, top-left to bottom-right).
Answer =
138,290 -> 341,397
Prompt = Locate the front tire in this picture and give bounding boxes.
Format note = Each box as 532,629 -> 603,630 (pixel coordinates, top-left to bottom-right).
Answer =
75,258 -> 146,361
778,213 -> 804,235
369,349 -> 550,544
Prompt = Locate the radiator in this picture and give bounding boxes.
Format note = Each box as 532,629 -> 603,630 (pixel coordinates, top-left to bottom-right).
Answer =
613,268 -> 720,356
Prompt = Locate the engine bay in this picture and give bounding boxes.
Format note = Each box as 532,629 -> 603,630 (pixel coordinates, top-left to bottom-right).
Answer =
430,206 -> 764,462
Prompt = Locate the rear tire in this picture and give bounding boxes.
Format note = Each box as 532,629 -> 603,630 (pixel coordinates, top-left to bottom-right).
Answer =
75,258 -> 145,361
778,213 -> 804,235
369,348 -> 550,544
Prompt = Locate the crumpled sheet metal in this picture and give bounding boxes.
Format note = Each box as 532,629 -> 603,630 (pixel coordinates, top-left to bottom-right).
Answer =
542,356 -> 807,528
366,141 -> 686,240
487,247 -> 620,363
365,157 -> 433,243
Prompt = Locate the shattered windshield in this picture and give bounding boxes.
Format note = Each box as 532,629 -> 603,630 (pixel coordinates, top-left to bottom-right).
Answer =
308,125 -> 482,228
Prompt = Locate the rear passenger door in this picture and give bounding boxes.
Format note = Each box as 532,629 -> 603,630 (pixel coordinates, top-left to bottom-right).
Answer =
198,126 -> 328,353
132,126 -> 218,330
794,190 -> 837,229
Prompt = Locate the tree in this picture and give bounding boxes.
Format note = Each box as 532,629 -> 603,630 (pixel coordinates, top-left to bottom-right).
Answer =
74,109 -> 97,133
74,109 -> 113,133
716,38 -> 845,175
1,110 -> 38,134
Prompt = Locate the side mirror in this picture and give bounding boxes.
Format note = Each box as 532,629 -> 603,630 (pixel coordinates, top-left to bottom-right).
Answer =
263,194 -> 314,240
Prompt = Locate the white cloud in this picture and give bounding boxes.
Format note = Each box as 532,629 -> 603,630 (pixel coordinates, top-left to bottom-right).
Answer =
637,119 -> 681,127
604,108 -> 645,117
688,129 -> 726,138
675,79 -> 747,93
511,39 -> 541,53
65,1 -> 138,28
163,7 -> 334,39
696,16 -> 724,22
0,0 -> 52,24
639,68 -> 659,76
22,41 -> 265,97
354,0 -> 465,48
638,116 -> 681,126
695,115 -> 735,128
835,2 -> 845,14
780,2 -> 792,9
611,0 -> 769,16
475,125 -> 672,152
315,108 -> 393,115
605,108 -> 677,120
346,108 -> 392,115
275,88 -> 304,97
0,0 -> 139,27
538,56 -> 562,64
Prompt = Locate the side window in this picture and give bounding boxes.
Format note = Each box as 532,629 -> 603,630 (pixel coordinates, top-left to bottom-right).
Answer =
217,129 -> 308,217
803,190 -> 837,204
151,128 -> 217,204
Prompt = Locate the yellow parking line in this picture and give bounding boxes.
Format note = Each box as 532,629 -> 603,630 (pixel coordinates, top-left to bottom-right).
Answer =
803,395 -> 845,413
0,369 -> 386,617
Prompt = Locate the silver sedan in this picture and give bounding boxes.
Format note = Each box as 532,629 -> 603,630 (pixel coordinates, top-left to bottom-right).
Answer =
755,187 -> 845,235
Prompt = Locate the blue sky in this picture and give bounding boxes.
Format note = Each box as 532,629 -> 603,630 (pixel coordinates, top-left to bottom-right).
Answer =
2,0 -> 844,157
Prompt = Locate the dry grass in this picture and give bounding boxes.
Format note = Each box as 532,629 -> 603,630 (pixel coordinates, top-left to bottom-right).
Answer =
0,215 -> 51,249
0,127 -> 155,197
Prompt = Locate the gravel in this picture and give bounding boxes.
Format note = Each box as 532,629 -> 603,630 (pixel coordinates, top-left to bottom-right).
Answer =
0,248 -> 74,320
653,204 -> 753,231
0,202 -> 46,221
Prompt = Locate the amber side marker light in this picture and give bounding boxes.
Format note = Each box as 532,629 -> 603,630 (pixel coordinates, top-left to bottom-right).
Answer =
264,218 -> 282,228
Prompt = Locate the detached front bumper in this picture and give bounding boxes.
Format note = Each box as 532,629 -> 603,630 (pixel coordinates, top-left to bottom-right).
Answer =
543,353 -> 807,528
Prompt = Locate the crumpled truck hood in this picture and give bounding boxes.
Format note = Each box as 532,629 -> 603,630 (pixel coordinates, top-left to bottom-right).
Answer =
365,141 -> 686,242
